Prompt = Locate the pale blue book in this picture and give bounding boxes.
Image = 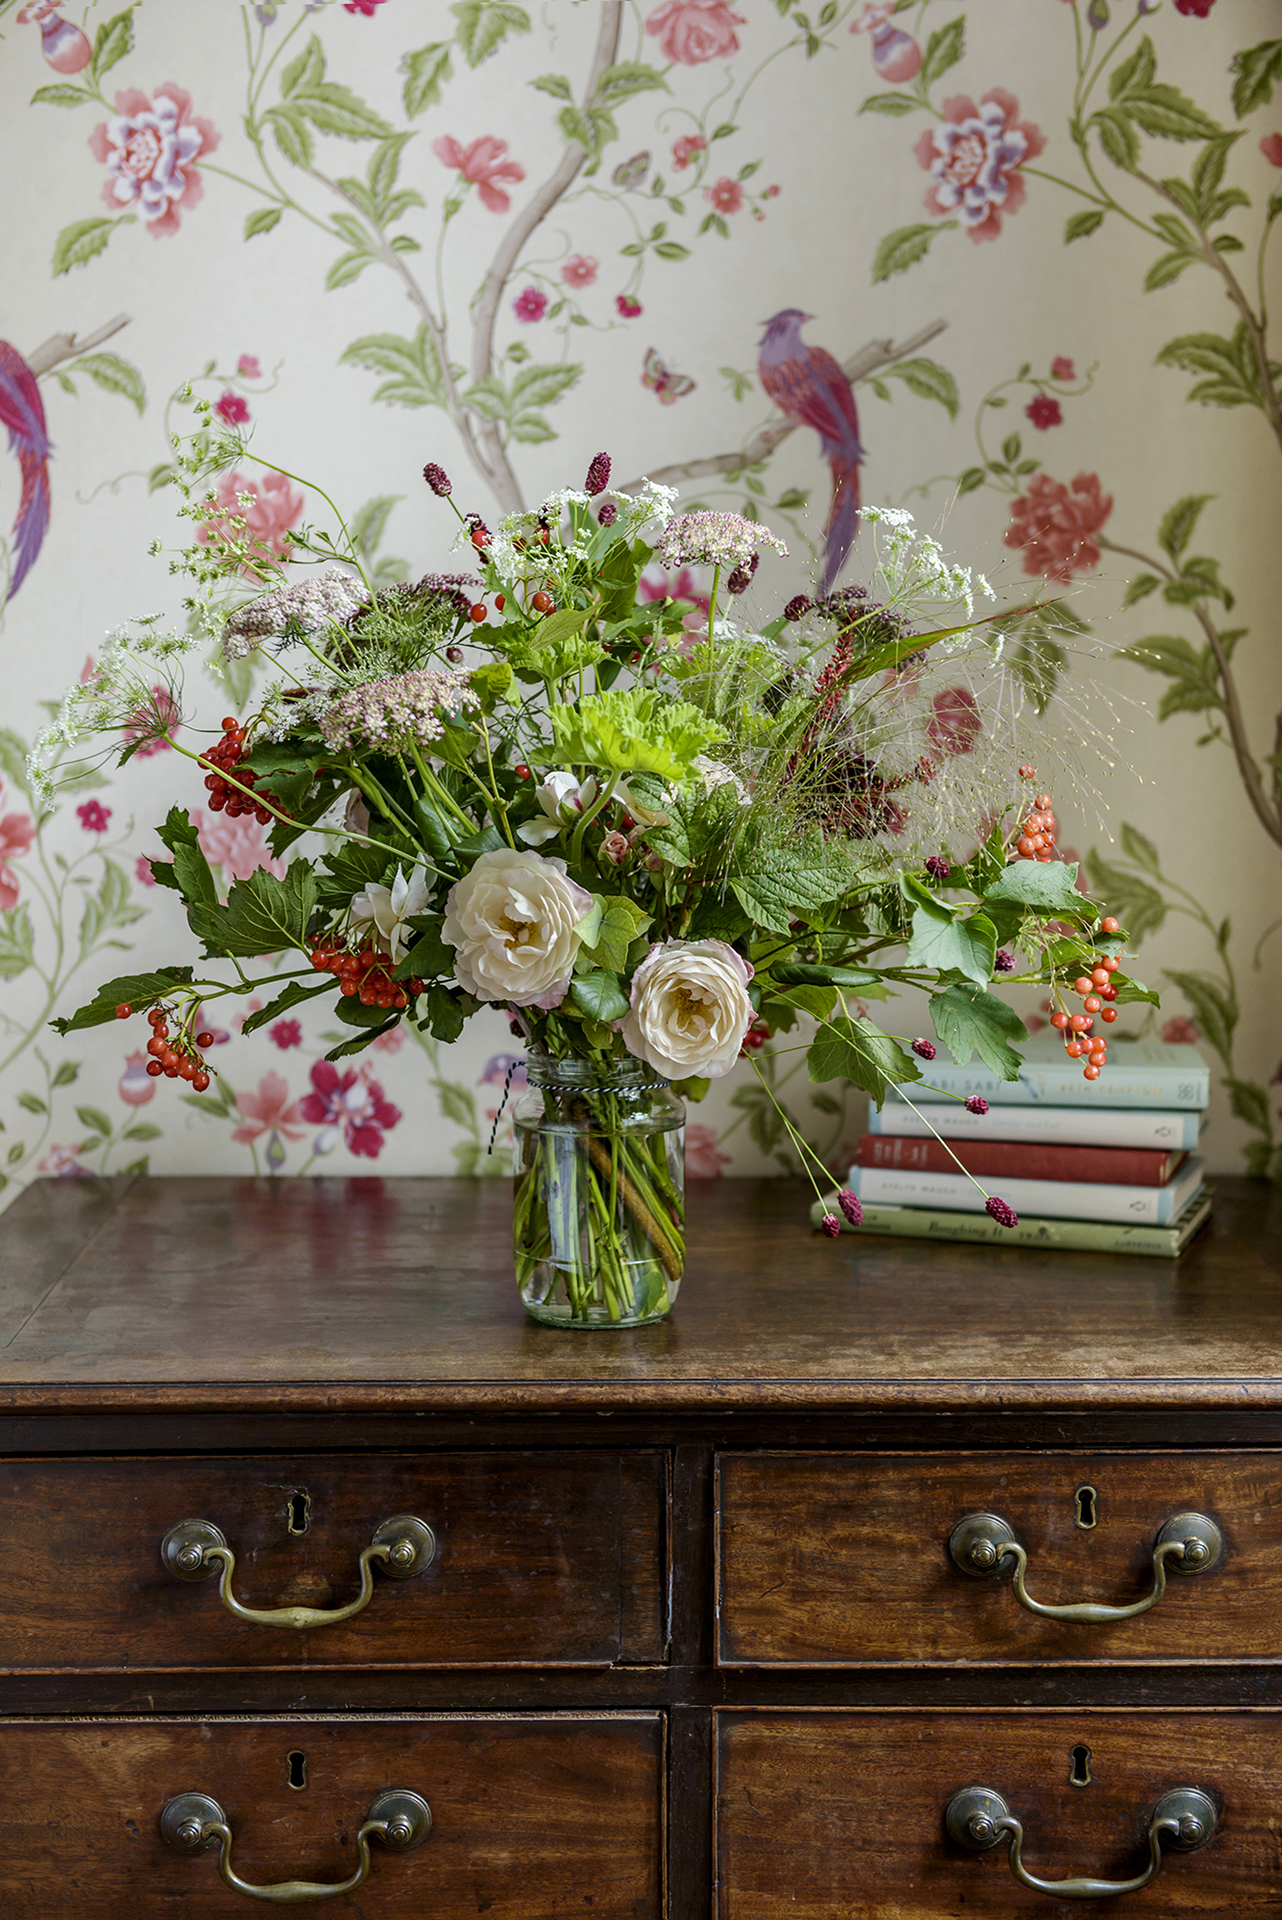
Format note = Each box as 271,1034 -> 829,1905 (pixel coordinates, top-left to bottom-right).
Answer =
847,1155 -> 1205,1228
867,1103 -> 1207,1150
886,1036 -> 1209,1112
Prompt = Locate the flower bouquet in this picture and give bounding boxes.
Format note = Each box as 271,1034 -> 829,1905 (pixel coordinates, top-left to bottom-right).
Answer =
42,442 -> 1153,1327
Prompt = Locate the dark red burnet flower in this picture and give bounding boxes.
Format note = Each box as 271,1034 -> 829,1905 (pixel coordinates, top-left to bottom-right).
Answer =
836,1189 -> 863,1227
820,1213 -> 842,1238
925,855 -> 950,880
598,502 -> 618,526
584,451 -> 611,496
423,463 -> 452,496
965,1095 -> 989,1115
986,1195 -> 1019,1228
784,594 -> 812,621
994,948 -> 1016,972
1025,393 -> 1063,430
911,1037 -> 936,1061
727,551 -> 759,596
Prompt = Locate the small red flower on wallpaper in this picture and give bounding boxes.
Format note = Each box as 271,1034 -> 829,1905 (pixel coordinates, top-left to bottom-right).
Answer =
76,800 -> 110,834
1051,356 -> 1076,381
512,287 -> 547,323
432,135 -> 525,214
1004,472 -> 1113,582
671,134 -> 707,171
915,90 -> 1045,243
561,254 -> 599,288
645,0 -> 744,66
88,85 -> 220,238
615,293 -> 643,318
1261,134 -> 1282,168
705,177 -> 744,215
1025,393 -> 1062,430
1174,0 -> 1217,16
214,391 -> 250,427
198,470 -> 304,573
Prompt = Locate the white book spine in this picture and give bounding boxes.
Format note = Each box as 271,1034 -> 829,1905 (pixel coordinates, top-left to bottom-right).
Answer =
847,1158 -> 1203,1227
867,1105 -> 1203,1150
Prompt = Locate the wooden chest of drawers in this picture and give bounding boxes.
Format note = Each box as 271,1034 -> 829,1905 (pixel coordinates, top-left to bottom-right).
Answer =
0,1172 -> 1280,1916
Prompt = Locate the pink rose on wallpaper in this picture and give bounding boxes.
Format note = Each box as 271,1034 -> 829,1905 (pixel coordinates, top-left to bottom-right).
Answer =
705,177 -> 743,215
301,1061 -> 401,1158
849,3 -> 921,85
926,687 -> 982,758
640,566 -> 709,614
1005,471 -> 1113,582
0,788 -> 34,911
671,134 -> 707,170
199,469 -> 304,572
512,286 -> 548,322
1051,356 -> 1076,381
237,354 -> 261,377
561,254 -> 599,288
1025,393 -> 1062,430
118,1052 -> 156,1107
686,1124 -> 731,1178
123,684 -> 179,759
1261,134 -> 1282,167
88,83 -> 220,238
645,0 -> 744,66
233,1071 -> 306,1146
915,89 -> 1045,242
432,135 -> 525,213
344,0 -> 388,13
192,808 -> 287,883
214,391 -> 250,427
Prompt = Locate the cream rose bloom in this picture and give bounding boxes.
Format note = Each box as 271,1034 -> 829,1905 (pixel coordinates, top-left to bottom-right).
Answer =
442,848 -> 593,1009
620,938 -> 754,1080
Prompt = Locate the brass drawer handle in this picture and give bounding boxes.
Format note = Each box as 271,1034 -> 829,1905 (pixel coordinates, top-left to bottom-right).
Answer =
161,1515 -> 436,1629
946,1784 -> 1217,1901
948,1509 -> 1222,1623
161,1787 -> 430,1903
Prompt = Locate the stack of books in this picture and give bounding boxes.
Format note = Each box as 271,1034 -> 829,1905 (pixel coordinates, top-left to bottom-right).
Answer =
816,1037 -> 1213,1257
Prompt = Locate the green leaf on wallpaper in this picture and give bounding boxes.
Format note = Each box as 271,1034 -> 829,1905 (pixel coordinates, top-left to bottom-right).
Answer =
995,599 -> 1088,716
1065,208 -> 1106,242
1154,325 -> 1270,410
1230,39 -> 1282,119
1110,37 -> 1156,99
884,357 -> 958,418
920,18 -> 964,89
1083,849 -> 1168,941
1122,571 -> 1161,607
402,43 -> 454,116
52,215 -> 132,277
1157,494 -> 1213,564
930,984 -> 1028,1081
264,105 -> 315,169
90,8 -> 134,80
275,39 -> 391,142
0,904 -> 36,979
326,250 -> 376,291
1090,107 -> 1139,171
596,62 -> 669,101
78,858 -> 145,956
858,92 -> 921,117
463,362 -> 582,443
75,1106 -> 113,1139
871,220 -> 955,283
348,496 -> 402,561
1144,251 -> 1195,292
51,1061 -> 80,1088
52,966 -> 197,1034
451,0 -> 531,69
1164,968 -> 1234,1061
340,326 -> 452,409
68,353 -> 145,416
1120,824 -> 1161,874
281,35 -> 326,98
30,85 -> 91,107
530,72 -> 572,101
244,206 -> 284,240
0,729 -> 34,805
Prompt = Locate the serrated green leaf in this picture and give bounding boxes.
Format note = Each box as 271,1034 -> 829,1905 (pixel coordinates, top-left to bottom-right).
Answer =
1163,966 -> 1234,1062
294,81 -> 392,141
423,983 -> 467,1042
1092,106 -> 1139,171
1226,1076 -> 1270,1132
451,0 -> 531,67
731,835 -> 858,937
1119,822 -> 1161,872
578,896 -> 651,975
52,216 -> 130,277
929,983 -> 1028,1080
402,42 -> 454,116
0,903 -> 36,979
326,250 -> 375,291
983,859 -> 1091,918
1145,251 -> 1196,291
920,17 -> 964,88
30,84 -> 91,107
902,878 -> 995,987
807,1015 -> 920,1105
1230,38 -> 1282,119
1158,494 -> 1213,565
530,71 -> 572,100
886,356 -> 959,418
91,8 -> 133,78
244,205 -> 284,240
281,34 -> 326,99
187,864 -> 317,959
871,221 -> 954,283
1110,36 -> 1156,101
1063,205 -> 1106,241
1125,84 -> 1222,142
568,969 -> 631,1024
69,352 -> 145,416
51,966 -> 197,1034
859,91 -> 921,116
597,61 -> 668,100
265,104 -> 315,169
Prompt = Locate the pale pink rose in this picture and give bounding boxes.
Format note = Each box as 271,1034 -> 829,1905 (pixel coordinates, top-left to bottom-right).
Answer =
432,134 -> 525,213
198,469 -> 305,573
600,830 -> 630,864
621,939 -> 755,1079
87,82 -> 220,237
1004,471 -> 1113,582
646,0 -> 744,65
233,1071 -> 306,1146
686,1123 -> 731,1177
914,88 -> 1044,242
561,253 -> 599,288
192,807 -> 288,883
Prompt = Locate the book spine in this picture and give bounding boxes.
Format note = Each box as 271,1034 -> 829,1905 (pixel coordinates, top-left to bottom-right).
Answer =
886,1066 -> 1209,1110
855,1136 -> 1179,1186
847,1165 -> 1183,1225
867,1105 -> 1202,1149
810,1195 -> 1204,1257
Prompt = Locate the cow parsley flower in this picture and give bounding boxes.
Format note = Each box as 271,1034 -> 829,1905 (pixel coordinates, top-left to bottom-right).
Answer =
657,512 -> 787,571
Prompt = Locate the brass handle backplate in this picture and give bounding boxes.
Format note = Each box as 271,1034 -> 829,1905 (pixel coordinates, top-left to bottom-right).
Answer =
161,1515 -> 436,1629
161,1788 -> 431,1903
946,1783 -> 1217,1900
948,1509 -> 1222,1623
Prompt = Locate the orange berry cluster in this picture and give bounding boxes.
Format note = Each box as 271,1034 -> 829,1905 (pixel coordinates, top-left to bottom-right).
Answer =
310,939 -> 424,1010
1013,789 -> 1058,863
202,717 -> 282,824
141,1005 -> 212,1090
1049,915 -> 1123,1081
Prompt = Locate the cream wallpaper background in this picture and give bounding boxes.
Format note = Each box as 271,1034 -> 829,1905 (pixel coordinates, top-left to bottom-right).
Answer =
0,0 -> 1279,1198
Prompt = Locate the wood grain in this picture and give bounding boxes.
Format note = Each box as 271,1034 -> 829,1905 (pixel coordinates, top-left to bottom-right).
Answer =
718,1450 -> 1282,1666
0,1713 -> 664,1918
0,1451 -> 666,1671
717,1710 -> 1282,1917
0,1175 -> 1278,1412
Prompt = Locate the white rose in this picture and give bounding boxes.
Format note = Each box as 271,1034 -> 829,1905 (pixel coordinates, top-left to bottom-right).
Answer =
442,848 -> 593,1009
620,938 -> 755,1080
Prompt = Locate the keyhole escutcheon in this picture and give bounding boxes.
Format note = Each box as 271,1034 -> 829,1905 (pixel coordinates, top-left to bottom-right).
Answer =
286,1491 -> 311,1535
1074,1484 -> 1098,1530
287,1750 -> 308,1791
1068,1743 -> 1092,1788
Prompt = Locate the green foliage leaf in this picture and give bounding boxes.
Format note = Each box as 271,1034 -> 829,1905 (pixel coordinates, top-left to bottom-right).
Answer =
903,881 -> 997,988
920,16 -> 964,88
1065,207 -> 1106,242
1164,966 -> 1235,1063
244,205 -> 285,240
982,859 -> 1090,918
51,966 -> 196,1034
578,896 -> 651,974
240,978 -> 335,1036
1230,38 -> 1282,119
859,91 -> 921,116
75,1104 -> 113,1138
730,835 -> 858,937
91,8 -> 134,78
1083,849 -> 1168,940
0,903 -> 35,979
30,84 -> 91,107
77,855 -> 145,954
188,864 -> 317,959
16,1091 -> 47,1116
597,61 -> 669,101
347,494 -> 402,562
264,104 -> 315,168
929,982 -> 1028,1080
1122,571 -> 1161,607
1226,1076 -> 1270,1132
423,983 -> 468,1042
51,1060 -> 80,1088
281,35 -> 326,97
52,216 -> 130,276
807,1015 -> 920,1105
885,356 -> 959,418
0,728 -> 34,805
1110,36 -> 1156,100
451,0 -> 531,67
402,42 -> 454,116
1154,323 -> 1273,410
530,72 -> 573,100
547,688 -> 726,783
871,221 -> 954,282
68,352 -> 145,416
123,1122 -> 163,1142
1091,106 -> 1139,170
1120,822 -> 1161,873
340,325 -> 449,409
155,805 -> 220,913
569,969 -> 631,1024
1144,250 -> 1196,291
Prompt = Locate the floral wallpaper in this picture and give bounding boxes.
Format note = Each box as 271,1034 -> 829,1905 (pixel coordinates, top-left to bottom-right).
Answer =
1,0 -> 1280,1203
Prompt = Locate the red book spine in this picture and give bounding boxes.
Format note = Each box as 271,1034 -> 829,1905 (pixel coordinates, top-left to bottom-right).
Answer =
854,1135 -> 1183,1187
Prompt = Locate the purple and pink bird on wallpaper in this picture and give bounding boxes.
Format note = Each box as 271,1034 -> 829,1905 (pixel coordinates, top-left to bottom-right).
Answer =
758,310 -> 863,592
0,344 -> 51,604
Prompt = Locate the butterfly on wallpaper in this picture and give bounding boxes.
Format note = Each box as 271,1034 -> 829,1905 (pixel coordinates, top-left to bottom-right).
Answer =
611,151 -> 650,190
641,348 -> 696,406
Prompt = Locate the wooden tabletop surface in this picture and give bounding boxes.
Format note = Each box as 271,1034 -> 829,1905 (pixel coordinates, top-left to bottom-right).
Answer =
0,1174 -> 1277,1413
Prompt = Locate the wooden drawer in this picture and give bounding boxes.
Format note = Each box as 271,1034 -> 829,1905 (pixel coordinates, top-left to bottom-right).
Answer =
0,1712 -> 664,1917
0,1452 -> 666,1670
717,1451 -> 1279,1665
717,1710 -> 1281,1916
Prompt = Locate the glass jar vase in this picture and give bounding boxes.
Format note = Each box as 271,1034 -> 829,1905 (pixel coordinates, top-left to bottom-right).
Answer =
512,1052 -> 685,1328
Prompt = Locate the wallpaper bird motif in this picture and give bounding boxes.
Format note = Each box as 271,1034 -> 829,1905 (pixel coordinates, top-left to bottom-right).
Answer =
0,0 -> 1279,1203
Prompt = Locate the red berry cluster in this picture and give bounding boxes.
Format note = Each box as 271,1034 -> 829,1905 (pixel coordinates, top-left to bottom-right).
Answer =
310,939 -> 424,1010
740,1016 -> 771,1055
201,717 -> 282,824
1013,788 -> 1059,863
142,1006 -> 212,1091
1049,915 -> 1123,1081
